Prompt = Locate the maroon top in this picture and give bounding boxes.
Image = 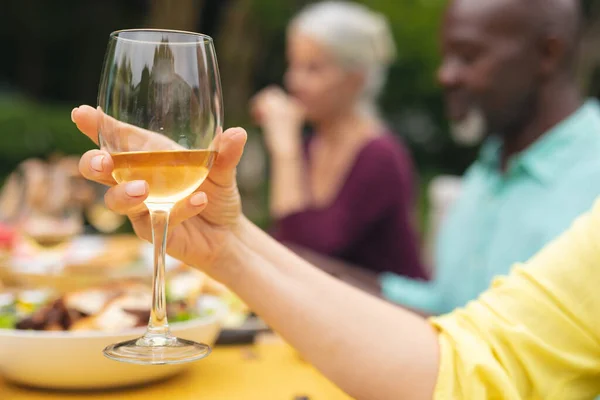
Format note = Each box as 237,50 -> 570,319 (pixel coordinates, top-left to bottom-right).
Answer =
272,134 -> 427,279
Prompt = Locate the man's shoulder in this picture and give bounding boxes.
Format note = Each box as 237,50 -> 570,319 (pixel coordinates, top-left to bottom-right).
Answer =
560,126 -> 600,178
560,154 -> 600,189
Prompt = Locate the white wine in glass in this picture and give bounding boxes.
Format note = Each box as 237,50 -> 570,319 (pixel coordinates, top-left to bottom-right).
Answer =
111,149 -> 216,203
97,29 -> 223,365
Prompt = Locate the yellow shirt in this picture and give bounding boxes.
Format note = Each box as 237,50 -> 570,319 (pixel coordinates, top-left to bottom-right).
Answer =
430,199 -> 600,399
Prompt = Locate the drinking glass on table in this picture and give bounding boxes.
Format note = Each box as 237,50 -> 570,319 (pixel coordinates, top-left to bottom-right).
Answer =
97,29 -> 222,364
15,160 -> 84,273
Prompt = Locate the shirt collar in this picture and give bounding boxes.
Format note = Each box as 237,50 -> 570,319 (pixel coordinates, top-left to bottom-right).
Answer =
477,99 -> 600,183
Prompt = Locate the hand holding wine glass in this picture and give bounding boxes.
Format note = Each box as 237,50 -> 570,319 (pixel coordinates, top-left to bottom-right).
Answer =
74,105 -> 246,267
77,29 -> 246,365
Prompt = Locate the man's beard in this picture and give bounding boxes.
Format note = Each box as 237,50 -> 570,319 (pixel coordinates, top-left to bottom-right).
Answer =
449,108 -> 487,146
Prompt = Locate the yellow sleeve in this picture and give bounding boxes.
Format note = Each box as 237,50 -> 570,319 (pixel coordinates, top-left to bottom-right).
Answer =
430,199 -> 600,400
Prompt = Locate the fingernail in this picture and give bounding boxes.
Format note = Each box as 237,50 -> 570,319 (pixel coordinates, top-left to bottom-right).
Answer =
230,128 -> 245,138
227,129 -> 247,144
190,192 -> 207,206
91,155 -> 104,172
71,107 -> 79,123
125,181 -> 147,197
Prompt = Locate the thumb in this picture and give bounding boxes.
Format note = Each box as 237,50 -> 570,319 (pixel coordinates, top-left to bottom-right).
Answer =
209,127 -> 248,187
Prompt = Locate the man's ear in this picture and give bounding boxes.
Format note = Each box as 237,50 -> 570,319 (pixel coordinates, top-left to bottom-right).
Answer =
538,36 -> 567,78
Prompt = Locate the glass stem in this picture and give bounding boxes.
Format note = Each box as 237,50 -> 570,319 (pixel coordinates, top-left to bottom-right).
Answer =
146,206 -> 171,338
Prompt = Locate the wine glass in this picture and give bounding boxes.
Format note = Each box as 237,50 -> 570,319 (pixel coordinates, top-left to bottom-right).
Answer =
7,159 -> 84,281
96,29 -> 222,365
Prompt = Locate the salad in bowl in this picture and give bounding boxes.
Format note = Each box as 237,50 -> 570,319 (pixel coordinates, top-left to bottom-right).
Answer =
0,268 -> 227,390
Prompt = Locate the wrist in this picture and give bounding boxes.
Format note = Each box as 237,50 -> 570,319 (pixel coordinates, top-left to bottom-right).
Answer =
271,144 -> 303,162
203,215 -> 253,284
263,126 -> 303,158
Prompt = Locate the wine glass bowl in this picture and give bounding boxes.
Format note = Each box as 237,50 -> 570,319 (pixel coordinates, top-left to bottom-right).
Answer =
22,160 -> 84,252
97,29 -> 223,365
12,160 -> 83,253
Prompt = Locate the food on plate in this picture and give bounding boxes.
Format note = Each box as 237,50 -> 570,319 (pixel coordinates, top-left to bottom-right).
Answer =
0,268 -> 211,332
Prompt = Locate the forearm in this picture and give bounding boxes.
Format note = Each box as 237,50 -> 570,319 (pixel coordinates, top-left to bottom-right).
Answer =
268,141 -> 309,218
213,217 -> 440,400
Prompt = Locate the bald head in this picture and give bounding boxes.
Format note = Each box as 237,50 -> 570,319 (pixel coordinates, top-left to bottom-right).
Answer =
439,0 -> 583,136
447,0 -> 582,71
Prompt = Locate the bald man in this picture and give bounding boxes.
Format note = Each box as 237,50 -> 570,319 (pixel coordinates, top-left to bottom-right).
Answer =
382,0 -> 600,315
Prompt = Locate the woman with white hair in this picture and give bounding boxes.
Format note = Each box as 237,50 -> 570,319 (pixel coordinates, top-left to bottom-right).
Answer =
251,1 -> 427,279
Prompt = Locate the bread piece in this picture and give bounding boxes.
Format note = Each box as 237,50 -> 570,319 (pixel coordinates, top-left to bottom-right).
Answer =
63,288 -> 113,316
70,290 -> 151,333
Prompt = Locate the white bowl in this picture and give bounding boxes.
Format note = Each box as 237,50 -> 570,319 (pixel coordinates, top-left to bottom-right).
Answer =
0,296 -> 227,390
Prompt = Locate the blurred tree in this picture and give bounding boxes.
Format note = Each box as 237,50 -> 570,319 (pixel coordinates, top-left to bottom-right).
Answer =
579,0 -> 600,96
0,97 -> 93,177
216,0 -> 263,125
0,0 -> 148,103
147,0 -> 203,31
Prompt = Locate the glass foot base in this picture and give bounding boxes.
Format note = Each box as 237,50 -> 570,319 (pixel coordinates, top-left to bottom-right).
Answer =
103,335 -> 211,365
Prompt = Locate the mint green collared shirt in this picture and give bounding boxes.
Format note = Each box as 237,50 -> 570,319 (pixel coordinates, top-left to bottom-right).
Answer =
382,99 -> 600,315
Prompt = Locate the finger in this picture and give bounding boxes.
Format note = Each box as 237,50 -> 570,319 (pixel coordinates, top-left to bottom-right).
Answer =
251,109 -> 263,125
252,86 -> 280,109
72,105 -> 100,144
78,150 -> 116,186
250,88 -> 273,118
170,191 -> 209,226
209,127 -> 248,188
249,97 -> 263,124
127,191 -> 209,243
104,181 -> 149,215
271,86 -> 287,98
72,105 -> 182,151
266,85 -> 283,94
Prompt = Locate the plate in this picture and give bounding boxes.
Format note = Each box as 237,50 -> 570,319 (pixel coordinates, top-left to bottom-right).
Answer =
0,295 -> 227,390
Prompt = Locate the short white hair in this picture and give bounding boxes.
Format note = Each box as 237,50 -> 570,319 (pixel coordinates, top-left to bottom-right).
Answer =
291,1 -> 397,115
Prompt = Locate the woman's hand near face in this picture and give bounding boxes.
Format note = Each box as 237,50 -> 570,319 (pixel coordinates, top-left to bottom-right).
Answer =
251,86 -> 305,159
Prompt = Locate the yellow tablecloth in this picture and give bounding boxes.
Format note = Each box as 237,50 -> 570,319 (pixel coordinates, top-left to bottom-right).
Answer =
0,343 -> 352,400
